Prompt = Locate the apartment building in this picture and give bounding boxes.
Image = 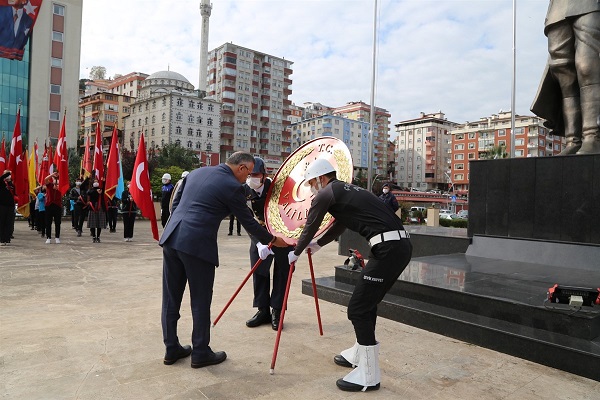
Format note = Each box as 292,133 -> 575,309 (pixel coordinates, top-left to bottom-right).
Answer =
450,111 -> 565,193
108,72 -> 149,98
0,1 -> 82,150
395,112 -> 458,191
206,42 -> 293,173
121,70 -> 221,165
290,115 -> 371,172
79,92 -> 134,152
333,101 -> 391,175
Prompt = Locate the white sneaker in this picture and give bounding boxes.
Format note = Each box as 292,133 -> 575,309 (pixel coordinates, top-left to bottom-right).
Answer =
123,238 -> 129,242
128,238 -> 133,242
45,238 -> 51,244
55,238 -> 61,244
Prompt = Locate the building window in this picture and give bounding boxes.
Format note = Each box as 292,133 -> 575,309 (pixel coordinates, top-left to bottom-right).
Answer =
197,116 -> 202,124
52,31 -> 63,42
196,129 -> 202,137
151,128 -> 155,136
49,111 -> 60,121
176,98 -> 183,106
50,84 -> 61,94
207,118 -> 213,126
468,143 -> 475,149
51,58 -> 62,68
498,129 -> 505,136
188,114 -> 194,123
468,153 -> 475,159
187,128 -> 193,136
454,154 -> 464,160
152,115 -> 156,123
208,103 -> 214,112
53,4 -> 65,15
161,126 -> 165,134
187,141 -> 193,148
162,113 -> 166,121
176,112 -> 182,121
176,126 -> 182,134
175,139 -> 181,146
456,163 -> 464,170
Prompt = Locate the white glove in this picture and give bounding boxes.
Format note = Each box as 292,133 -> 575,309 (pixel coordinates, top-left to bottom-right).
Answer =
256,242 -> 274,260
288,251 -> 299,265
306,240 -> 321,255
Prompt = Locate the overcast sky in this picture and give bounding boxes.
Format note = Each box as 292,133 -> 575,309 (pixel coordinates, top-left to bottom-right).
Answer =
80,0 -> 550,131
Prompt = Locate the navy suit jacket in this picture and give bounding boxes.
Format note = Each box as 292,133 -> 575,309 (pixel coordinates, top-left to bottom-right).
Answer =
159,164 -> 274,266
0,6 -> 33,51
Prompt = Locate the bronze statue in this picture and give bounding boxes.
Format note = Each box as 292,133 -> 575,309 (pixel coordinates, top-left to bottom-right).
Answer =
531,1 -> 600,155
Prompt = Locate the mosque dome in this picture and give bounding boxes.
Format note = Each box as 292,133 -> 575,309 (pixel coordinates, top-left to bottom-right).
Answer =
146,70 -> 190,84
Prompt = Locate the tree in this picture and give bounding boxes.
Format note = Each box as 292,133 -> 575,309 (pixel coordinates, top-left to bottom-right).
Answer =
481,145 -> 508,160
67,147 -> 82,182
89,66 -> 107,80
155,143 -> 200,171
151,166 -> 184,201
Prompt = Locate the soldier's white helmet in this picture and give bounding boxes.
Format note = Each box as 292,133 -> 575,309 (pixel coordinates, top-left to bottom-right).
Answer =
304,159 -> 336,186
181,171 -> 190,178
162,173 -> 171,180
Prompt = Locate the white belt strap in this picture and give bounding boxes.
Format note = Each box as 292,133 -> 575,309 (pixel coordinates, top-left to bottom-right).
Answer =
368,230 -> 410,247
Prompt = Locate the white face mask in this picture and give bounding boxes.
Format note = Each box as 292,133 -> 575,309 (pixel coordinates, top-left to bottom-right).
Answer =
310,179 -> 323,196
382,188 -> 389,194
162,179 -> 168,184
93,182 -> 99,188
246,176 -> 263,190
76,181 -> 81,186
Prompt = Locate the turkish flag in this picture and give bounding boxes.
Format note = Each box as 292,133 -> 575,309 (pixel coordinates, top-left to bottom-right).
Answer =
0,138 -> 6,172
6,110 -> 29,216
83,134 -> 92,179
38,144 -> 51,185
130,133 -> 159,241
92,122 -> 104,181
104,126 -> 120,199
55,115 -> 69,195
7,108 -> 23,174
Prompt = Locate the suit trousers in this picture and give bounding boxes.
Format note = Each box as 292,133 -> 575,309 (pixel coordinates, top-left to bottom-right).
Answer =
347,239 -> 412,346
162,244 -> 216,360
249,235 -> 292,310
122,213 -> 136,238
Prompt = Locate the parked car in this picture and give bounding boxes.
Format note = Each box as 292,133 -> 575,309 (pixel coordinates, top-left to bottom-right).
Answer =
440,213 -> 459,220
439,209 -> 452,215
457,210 -> 468,219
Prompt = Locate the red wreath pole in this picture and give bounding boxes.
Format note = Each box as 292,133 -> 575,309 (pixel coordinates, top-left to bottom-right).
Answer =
307,249 -> 323,336
212,251 -> 267,327
270,260 -> 295,374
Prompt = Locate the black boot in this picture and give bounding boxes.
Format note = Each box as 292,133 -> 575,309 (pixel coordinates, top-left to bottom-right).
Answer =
271,308 -> 281,331
246,308 -> 271,327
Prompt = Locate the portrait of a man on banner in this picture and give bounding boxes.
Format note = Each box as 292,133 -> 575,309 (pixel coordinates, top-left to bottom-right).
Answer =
0,0 -> 43,61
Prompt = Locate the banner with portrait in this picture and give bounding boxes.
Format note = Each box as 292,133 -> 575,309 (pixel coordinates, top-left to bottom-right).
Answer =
0,0 -> 44,61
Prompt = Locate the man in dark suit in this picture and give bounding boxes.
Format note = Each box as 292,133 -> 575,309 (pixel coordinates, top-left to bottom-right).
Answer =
0,1 -> 34,52
159,152 -> 288,368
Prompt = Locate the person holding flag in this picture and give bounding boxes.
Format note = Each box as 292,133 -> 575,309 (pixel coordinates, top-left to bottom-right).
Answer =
86,178 -> 107,243
105,126 -> 121,233
43,172 -> 62,244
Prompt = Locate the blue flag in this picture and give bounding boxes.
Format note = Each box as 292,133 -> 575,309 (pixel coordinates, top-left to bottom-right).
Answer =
116,144 -> 125,199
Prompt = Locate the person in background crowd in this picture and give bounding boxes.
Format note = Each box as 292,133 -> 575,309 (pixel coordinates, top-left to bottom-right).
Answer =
87,178 -> 107,243
69,177 -> 88,237
169,171 -> 189,213
0,170 -> 15,246
44,172 -> 62,244
107,195 -> 119,233
36,185 -> 46,238
161,173 -> 174,227
120,182 -> 137,242
228,214 -> 241,236
29,190 -> 37,230
379,183 -> 399,213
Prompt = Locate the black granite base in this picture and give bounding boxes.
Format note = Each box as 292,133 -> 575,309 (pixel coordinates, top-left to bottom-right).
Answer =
303,255 -> 600,382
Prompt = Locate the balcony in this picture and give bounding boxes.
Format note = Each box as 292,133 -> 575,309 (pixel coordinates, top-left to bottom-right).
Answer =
261,94 -> 270,100
284,67 -> 292,75
221,133 -> 234,140
221,121 -> 234,128
261,105 -> 270,111
259,149 -> 268,155
282,141 -> 291,147
260,116 -> 269,122
283,88 -> 292,96
284,78 -> 292,85
260,138 -> 269,143
259,127 -> 269,133
222,109 -> 234,116
220,145 -> 234,151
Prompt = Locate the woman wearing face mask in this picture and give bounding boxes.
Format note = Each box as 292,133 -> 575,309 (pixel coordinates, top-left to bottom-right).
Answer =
120,182 -> 138,242
378,183 -> 399,213
87,179 -> 107,243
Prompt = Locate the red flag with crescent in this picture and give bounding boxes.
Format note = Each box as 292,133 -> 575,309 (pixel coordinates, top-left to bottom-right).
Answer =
92,122 -> 104,181
0,138 -> 6,172
130,133 -> 158,241
55,114 -> 69,195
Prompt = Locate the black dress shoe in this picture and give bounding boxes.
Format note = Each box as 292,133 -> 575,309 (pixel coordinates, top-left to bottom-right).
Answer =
164,345 -> 192,365
191,351 -> 227,368
271,308 -> 282,331
334,354 -> 354,368
246,308 -> 271,327
227,232 -> 233,236
336,379 -> 380,392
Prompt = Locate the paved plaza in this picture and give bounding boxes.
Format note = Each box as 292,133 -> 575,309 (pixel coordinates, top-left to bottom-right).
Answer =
1,219 -> 598,399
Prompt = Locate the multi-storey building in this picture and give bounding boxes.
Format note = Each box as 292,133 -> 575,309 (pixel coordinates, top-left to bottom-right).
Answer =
290,115 -> 371,172
303,102 -> 334,119
206,42 -> 293,174
450,111 -> 565,194
108,72 -> 149,98
81,79 -> 110,98
79,92 -> 134,152
0,1 -> 82,150
395,112 -> 458,191
287,103 -> 303,125
122,70 -> 221,166
334,101 -> 391,175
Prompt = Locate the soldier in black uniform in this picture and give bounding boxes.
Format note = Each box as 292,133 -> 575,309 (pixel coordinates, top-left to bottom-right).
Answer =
244,157 -> 294,330
289,158 -> 412,392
